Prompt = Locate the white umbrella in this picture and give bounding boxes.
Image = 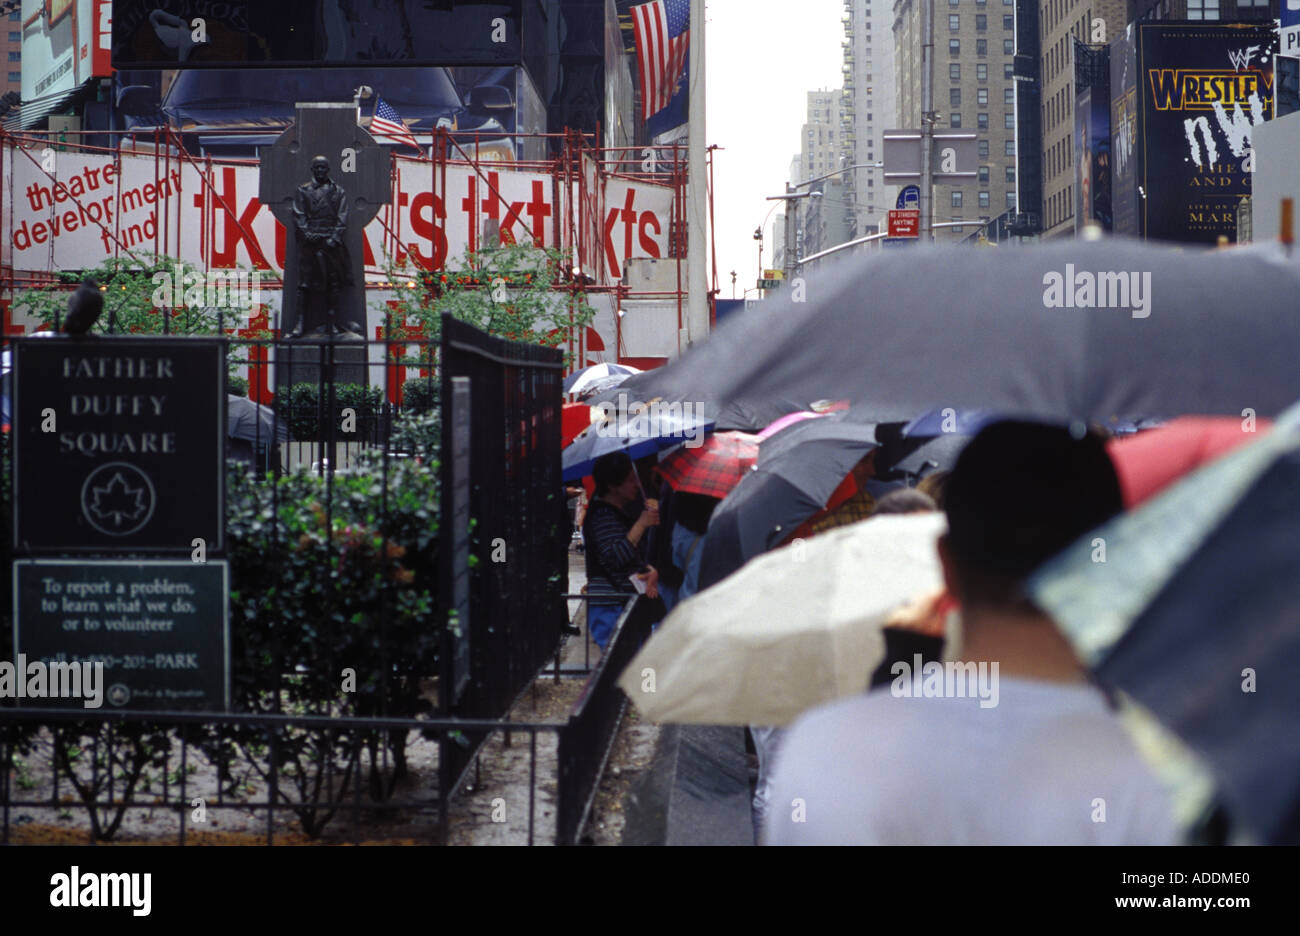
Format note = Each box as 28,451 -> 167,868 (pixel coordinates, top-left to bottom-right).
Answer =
618,511 -> 950,726
564,362 -> 641,397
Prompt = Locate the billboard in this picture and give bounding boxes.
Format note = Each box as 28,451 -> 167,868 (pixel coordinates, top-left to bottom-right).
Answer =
1135,22 -> 1277,243
1109,25 -> 1140,238
19,0 -> 112,103
1074,88 -> 1112,232
110,0 -> 524,69
112,64 -> 543,161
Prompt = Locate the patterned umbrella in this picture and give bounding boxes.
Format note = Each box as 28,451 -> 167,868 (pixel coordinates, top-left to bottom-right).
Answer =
656,431 -> 760,499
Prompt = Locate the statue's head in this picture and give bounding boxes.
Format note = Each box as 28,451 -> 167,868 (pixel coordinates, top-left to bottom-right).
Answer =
310,156 -> 330,182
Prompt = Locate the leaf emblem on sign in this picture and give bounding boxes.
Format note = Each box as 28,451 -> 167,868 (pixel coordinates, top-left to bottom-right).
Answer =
89,472 -> 150,528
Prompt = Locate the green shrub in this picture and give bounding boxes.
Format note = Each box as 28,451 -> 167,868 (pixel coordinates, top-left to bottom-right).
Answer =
274,382 -> 384,441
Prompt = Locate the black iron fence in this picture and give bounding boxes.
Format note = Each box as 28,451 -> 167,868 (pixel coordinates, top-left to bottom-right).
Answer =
0,323 -> 644,845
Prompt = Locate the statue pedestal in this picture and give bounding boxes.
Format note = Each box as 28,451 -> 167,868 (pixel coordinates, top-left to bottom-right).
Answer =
275,338 -> 369,391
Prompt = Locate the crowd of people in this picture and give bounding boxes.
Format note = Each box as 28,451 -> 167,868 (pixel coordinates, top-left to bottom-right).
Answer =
567,420 -> 1197,846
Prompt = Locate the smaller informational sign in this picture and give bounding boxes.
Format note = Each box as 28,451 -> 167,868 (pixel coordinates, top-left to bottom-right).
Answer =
888,209 -> 920,238
13,338 -> 225,554
881,237 -> 917,249
1282,1 -> 1300,59
757,277 -> 782,290
446,377 -> 472,705
762,269 -> 785,281
14,559 -> 230,711
897,185 -> 921,210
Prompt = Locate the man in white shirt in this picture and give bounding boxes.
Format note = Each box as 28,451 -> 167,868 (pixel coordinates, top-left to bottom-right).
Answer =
763,421 -> 1179,846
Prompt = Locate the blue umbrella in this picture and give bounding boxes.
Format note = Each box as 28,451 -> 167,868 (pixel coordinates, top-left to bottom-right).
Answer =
1028,404 -> 1300,844
562,406 -> 715,481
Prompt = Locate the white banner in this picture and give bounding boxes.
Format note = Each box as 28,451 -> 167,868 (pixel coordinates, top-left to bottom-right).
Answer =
5,145 -> 675,285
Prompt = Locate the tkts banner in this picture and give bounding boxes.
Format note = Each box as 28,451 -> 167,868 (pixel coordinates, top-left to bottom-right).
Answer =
2,144 -> 673,285
1135,22 -> 1277,244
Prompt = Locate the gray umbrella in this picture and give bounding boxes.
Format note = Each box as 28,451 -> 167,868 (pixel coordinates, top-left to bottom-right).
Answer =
228,394 -> 290,444
623,240 -> 1300,423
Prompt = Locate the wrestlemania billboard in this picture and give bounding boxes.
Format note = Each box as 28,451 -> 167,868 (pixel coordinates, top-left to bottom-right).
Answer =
1121,22 -> 1277,244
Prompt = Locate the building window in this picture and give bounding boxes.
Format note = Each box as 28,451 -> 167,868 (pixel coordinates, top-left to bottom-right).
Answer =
977,63 -> 988,81
1005,140 -> 1015,156
6,51 -> 17,62
8,30 -> 20,41
950,63 -> 961,80
950,14 -> 960,30
10,10 -> 21,20
1004,62 -> 1014,78
1004,39 -> 1015,54
7,71 -> 18,82
950,0 -> 960,5
1004,112 -> 1015,129
950,112 -> 962,127
977,113 -> 989,129
1007,191 -> 1017,209
1187,0 -> 1220,18
977,39 -> 988,55
1004,14 -> 1014,29
1006,166 -> 1016,183
978,88 -> 989,105
979,191 -> 991,208
978,139 -> 990,158
978,166 -> 990,183
950,87 -> 962,106
950,39 -> 961,55
952,191 -> 964,208
976,14 -> 987,30
1005,87 -> 1015,105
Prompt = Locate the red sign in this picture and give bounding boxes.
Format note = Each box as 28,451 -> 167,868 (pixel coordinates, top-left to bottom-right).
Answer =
888,209 -> 920,238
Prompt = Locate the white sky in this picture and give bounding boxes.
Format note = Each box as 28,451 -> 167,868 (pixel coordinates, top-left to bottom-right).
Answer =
705,0 -> 847,300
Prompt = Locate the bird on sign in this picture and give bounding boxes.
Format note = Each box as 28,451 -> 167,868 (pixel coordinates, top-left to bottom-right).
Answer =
63,279 -> 104,335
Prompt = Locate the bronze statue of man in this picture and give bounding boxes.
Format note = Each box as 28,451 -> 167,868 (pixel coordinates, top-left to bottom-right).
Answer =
291,155 -> 362,337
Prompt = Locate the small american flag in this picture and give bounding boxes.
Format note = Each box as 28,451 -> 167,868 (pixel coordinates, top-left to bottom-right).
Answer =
371,97 -> 423,153
631,0 -> 690,122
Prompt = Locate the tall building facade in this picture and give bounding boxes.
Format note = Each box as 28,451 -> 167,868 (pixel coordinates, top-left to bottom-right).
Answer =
1037,0 -> 1127,237
842,0 -> 897,233
893,0 -> 1022,241
785,91 -> 854,263
4,7 -> 20,98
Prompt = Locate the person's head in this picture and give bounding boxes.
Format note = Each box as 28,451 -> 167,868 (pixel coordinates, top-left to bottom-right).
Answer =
592,452 -> 639,504
872,488 -> 937,516
311,155 -> 330,182
915,469 -> 951,509
675,491 -> 721,535
939,421 -> 1121,613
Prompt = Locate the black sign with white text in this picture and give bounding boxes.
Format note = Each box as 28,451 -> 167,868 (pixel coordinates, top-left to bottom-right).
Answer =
12,337 -> 225,554
14,560 -> 230,711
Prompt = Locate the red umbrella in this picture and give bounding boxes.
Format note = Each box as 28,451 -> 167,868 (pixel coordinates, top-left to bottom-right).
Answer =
562,403 -> 594,448
656,431 -> 760,499
1107,416 -> 1273,508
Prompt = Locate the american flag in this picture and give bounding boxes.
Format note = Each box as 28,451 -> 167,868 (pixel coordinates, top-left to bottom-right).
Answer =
631,0 -> 690,122
371,97 -> 423,153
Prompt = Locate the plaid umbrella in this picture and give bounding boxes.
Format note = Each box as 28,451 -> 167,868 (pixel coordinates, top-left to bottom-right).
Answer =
656,431 -> 760,499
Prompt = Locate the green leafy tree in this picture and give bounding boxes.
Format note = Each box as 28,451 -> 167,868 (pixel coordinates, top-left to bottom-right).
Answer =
13,256 -> 271,374
375,244 -> 595,379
